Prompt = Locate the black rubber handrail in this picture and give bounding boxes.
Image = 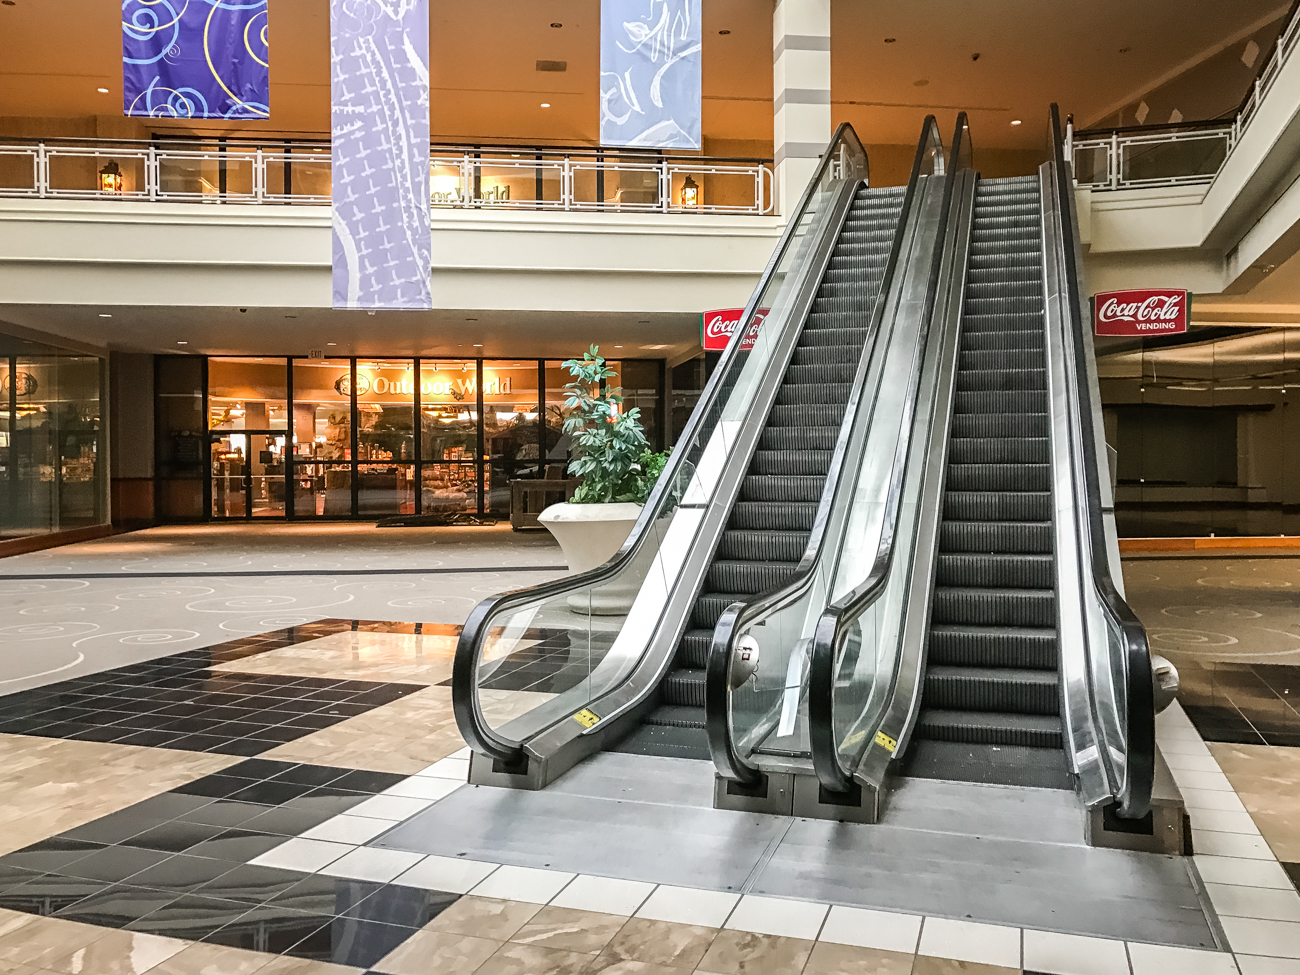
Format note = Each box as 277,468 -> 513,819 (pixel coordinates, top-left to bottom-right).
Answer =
807,114 -> 971,794
1049,104 -> 1154,819
452,123 -> 868,767
706,117 -> 943,786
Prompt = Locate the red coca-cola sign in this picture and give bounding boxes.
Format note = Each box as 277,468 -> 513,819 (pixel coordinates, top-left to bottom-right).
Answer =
1092,289 -> 1190,336
702,308 -> 767,352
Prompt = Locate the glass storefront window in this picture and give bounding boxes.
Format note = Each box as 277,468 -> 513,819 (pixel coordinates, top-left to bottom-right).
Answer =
201,353 -> 666,521
483,361 -> 541,516
208,358 -> 287,430
608,359 -> 663,451
0,342 -> 106,539
356,360 -> 415,462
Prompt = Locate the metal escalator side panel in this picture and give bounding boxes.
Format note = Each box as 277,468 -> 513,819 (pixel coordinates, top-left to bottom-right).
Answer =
453,125 -> 873,788
830,169 -> 979,792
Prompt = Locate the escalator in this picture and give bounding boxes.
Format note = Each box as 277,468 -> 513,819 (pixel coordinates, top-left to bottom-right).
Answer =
619,184 -> 906,760
798,107 -> 1174,847
451,122 -> 943,790
909,174 -> 1072,789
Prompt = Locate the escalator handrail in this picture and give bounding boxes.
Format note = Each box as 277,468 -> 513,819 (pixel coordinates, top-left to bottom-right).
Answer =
807,114 -> 972,794
452,123 -> 871,766
1048,103 -> 1154,819
705,116 -> 944,785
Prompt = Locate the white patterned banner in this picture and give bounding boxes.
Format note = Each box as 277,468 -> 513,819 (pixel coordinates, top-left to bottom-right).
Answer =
600,0 -> 702,150
330,0 -> 431,310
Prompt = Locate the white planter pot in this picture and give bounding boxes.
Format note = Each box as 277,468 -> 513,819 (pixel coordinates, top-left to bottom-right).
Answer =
538,501 -> 642,615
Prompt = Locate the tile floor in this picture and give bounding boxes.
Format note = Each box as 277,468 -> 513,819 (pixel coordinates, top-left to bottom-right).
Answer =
0,551 -> 1297,973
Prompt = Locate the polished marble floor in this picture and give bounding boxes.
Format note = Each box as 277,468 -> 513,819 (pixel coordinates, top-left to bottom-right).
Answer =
0,536 -> 1298,973
0,525 -> 564,694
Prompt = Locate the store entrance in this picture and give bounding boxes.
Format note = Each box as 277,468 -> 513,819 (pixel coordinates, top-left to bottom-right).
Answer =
210,431 -> 286,518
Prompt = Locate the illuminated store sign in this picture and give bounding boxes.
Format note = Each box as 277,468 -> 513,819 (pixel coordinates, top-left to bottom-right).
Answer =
335,373 -> 514,397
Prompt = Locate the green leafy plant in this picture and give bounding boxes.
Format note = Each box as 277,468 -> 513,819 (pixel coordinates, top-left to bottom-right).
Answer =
562,345 -> 667,505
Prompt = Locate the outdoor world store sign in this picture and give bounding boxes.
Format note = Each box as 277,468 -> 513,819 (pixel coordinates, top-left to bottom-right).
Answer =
1092,288 -> 1189,336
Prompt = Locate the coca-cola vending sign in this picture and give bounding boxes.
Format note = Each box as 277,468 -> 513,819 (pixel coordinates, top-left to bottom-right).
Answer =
1092,289 -> 1190,336
702,308 -> 767,352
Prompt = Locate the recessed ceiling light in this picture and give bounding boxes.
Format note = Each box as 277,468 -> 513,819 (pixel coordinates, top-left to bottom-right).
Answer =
1119,46 -> 1132,54
550,22 -> 562,28
177,341 -> 188,345
718,29 -> 730,35
96,87 -> 109,94
98,313 -> 112,318
473,344 -> 483,347
540,103 -> 551,108
614,345 -> 624,348
327,342 -> 337,346
884,37 -> 896,43
1010,119 -> 1022,126
913,79 -> 929,87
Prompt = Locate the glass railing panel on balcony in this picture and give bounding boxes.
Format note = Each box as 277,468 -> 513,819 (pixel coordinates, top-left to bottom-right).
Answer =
156,146 -> 256,201
47,149 -> 149,198
1120,133 -> 1229,185
0,146 -> 40,195
570,158 -> 662,210
466,154 -> 566,208
263,147 -> 331,202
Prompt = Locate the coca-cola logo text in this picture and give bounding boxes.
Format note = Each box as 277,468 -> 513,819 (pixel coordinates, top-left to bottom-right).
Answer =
1092,289 -> 1189,336
702,308 -> 768,352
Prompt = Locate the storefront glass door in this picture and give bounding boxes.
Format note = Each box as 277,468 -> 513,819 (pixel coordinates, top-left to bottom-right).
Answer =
210,432 -> 286,518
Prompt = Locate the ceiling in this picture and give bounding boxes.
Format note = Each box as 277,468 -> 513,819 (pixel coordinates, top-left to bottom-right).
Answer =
0,0 -> 1286,151
0,305 -> 705,362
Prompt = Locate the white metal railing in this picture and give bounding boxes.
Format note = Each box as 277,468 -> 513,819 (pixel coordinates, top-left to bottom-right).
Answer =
1067,1 -> 1300,191
0,140 -> 774,215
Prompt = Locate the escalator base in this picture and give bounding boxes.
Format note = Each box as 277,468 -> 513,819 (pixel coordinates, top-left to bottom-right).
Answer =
906,739 -> 1073,790
612,723 -> 712,761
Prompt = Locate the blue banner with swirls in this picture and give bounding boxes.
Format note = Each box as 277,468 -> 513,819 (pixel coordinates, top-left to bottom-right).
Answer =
122,0 -> 269,119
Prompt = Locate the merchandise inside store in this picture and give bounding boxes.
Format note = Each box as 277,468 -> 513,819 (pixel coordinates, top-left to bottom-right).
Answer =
0,331 -> 106,539
179,355 -> 697,522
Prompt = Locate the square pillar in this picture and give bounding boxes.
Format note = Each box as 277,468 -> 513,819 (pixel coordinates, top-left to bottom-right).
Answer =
774,0 -> 831,217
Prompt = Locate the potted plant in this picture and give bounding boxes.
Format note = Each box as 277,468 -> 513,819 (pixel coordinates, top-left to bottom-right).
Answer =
538,346 -> 667,611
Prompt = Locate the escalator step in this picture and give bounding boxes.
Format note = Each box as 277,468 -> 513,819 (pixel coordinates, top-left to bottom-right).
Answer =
661,668 -> 707,708
947,437 -> 1050,464
741,474 -> 825,502
643,704 -> 706,729
958,349 -> 1043,370
784,363 -> 857,385
924,665 -> 1059,714
928,624 -> 1058,669
950,413 -> 1048,439
768,404 -> 845,427
790,345 -> 865,366
797,328 -> 873,348
943,490 -> 1051,521
760,426 -> 839,451
730,501 -> 818,531
677,628 -> 715,669
706,560 -> 797,595
693,592 -> 754,629
955,368 -> 1047,392
935,553 -> 1054,588
938,520 -> 1053,554
961,330 -> 1045,353
717,529 -> 809,563
915,709 -> 1063,749
945,463 -> 1051,492
752,449 -> 833,476
775,382 -> 852,406
931,586 -> 1056,627
953,389 -> 1048,413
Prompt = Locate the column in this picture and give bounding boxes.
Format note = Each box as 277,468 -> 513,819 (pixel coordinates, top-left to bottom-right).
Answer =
773,0 -> 832,217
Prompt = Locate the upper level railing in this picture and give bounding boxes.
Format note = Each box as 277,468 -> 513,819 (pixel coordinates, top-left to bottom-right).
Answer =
0,137 -> 774,215
1068,0 -> 1299,191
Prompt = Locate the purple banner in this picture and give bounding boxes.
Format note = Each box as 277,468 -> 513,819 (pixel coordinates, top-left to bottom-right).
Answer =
122,0 -> 269,119
330,0 -> 432,310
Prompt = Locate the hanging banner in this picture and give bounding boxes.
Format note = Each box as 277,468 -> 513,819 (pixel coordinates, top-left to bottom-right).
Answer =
122,0 -> 270,119
1093,289 -> 1190,336
600,0 -> 702,150
330,0 -> 432,310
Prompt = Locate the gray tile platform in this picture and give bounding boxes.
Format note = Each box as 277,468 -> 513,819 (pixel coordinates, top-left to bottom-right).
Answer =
374,752 -> 1219,948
